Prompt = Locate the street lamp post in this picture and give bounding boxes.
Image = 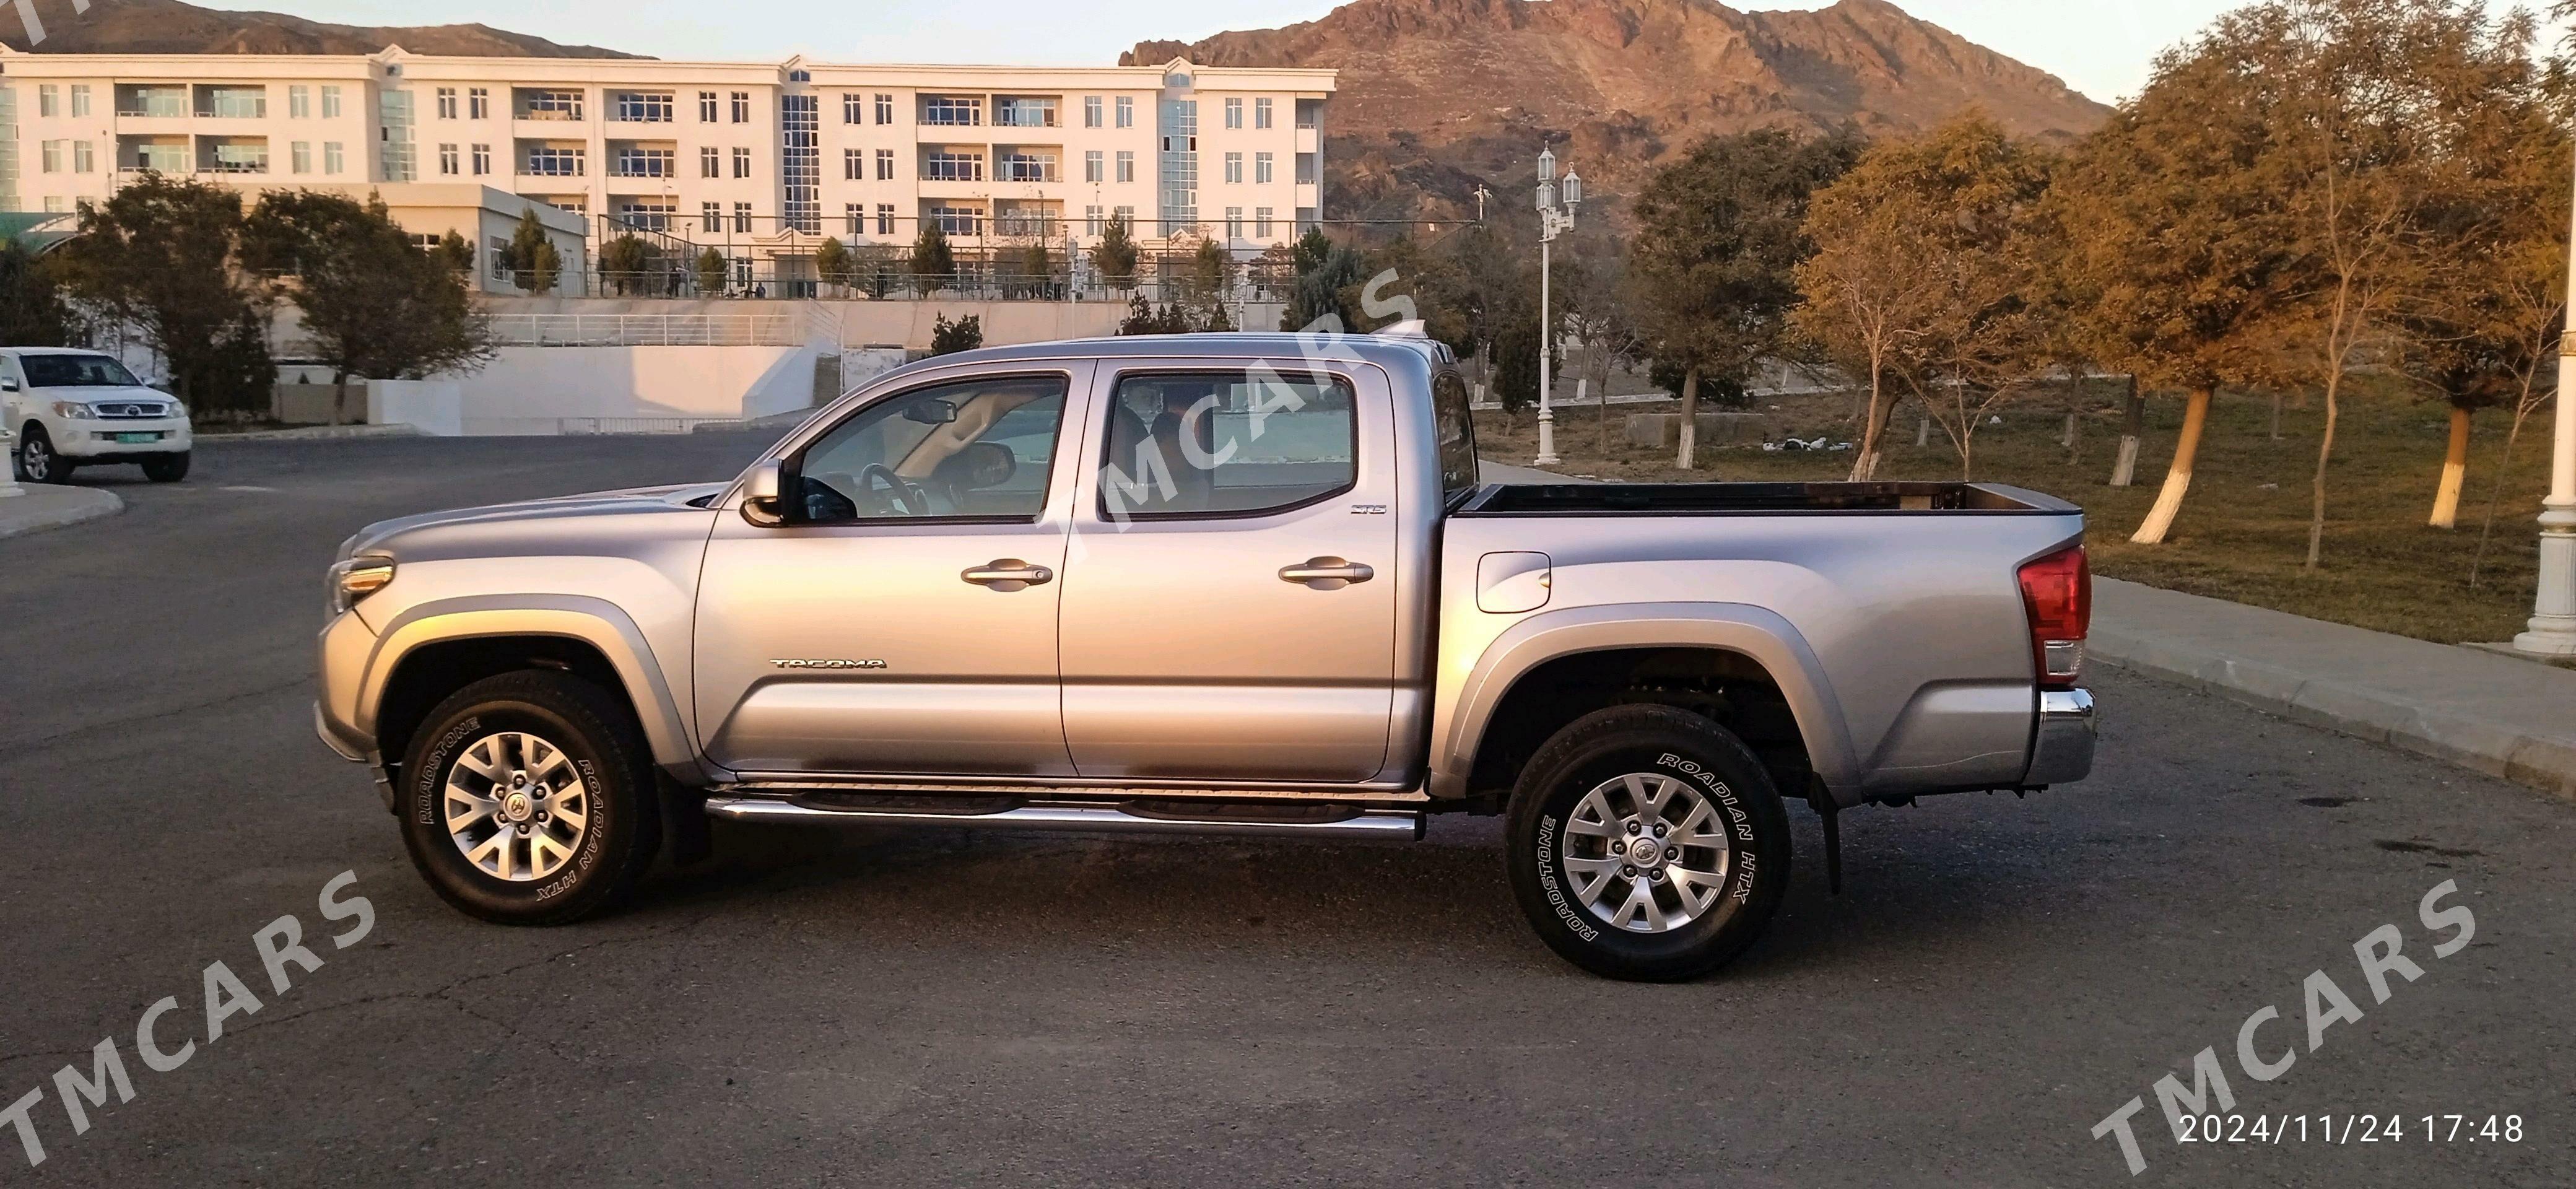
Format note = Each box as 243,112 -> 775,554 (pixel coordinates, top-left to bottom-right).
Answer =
1534,149 -> 1581,468
2515,172 -> 2576,653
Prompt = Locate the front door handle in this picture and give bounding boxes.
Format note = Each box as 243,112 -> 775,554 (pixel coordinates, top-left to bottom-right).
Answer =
962,559 -> 1054,591
1279,557 -> 1375,590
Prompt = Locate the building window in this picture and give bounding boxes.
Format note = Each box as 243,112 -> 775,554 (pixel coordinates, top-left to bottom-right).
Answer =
38,139 -> 58,173
522,89 -> 580,120
1084,150 -> 1103,183
490,237 -> 513,282
437,87 -> 457,119
614,146 -> 674,178
1295,152 -> 1317,185
72,141 -> 93,174
844,147 -> 863,180
845,203 -> 864,235
472,143 -> 490,175
920,95 -> 981,126
1255,206 -> 1273,238
470,87 -> 490,120
1086,204 -> 1102,237
1224,97 -> 1243,129
730,91 -> 750,123
781,93 -> 820,233
1115,96 -> 1133,128
43,196 -> 64,213
288,85 -> 310,118
525,145 -> 584,176
614,91 -> 674,123
700,146 -> 720,178
1296,98 -> 1321,130
698,91 -> 718,122
1115,150 -> 1134,183
323,142 -> 344,175
1114,204 -> 1134,230
841,93 -> 861,124
439,142 -> 459,175
70,85 -> 89,118
1255,98 -> 1273,129
733,202 -> 752,233
789,69 -> 810,84
924,149 -> 983,182
874,94 -> 893,124
291,141 -> 311,174
379,90 -> 416,181
994,97 -> 1056,128
998,149 -> 1056,183
1159,100 -> 1199,232
37,85 -> 54,118
701,202 -> 721,233
731,146 -> 751,178
203,86 -> 268,119
875,148 -> 894,180
619,201 -> 674,233
1224,152 -> 1242,184
926,204 -> 981,237
321,85 -> 342,119
1084,96 -> 1103,128
1255,152 -> 1274,184
1224,206 -> 1243,238
876,204 -> 894,235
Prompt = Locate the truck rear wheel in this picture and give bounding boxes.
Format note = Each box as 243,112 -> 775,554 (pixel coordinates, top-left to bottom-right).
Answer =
397,671 -> 663,925
1505,705 -> 1791,981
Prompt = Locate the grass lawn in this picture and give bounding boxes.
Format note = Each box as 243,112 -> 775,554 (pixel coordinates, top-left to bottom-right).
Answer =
1474,380 -> 2557,645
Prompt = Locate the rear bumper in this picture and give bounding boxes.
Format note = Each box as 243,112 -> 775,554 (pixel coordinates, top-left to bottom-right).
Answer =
2024,687 -> 2097,785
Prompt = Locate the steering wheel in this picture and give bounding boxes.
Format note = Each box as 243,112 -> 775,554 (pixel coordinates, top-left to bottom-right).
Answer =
855,463 -> 931,516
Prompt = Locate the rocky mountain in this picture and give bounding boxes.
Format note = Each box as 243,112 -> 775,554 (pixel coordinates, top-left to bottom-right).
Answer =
0,0 -> 635,57
1126,0 -> 2111,224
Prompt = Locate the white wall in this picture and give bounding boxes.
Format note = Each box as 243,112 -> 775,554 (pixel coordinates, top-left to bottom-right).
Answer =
449,344 -> 814,434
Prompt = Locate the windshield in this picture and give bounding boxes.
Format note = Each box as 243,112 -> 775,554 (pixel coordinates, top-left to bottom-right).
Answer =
20,354 -> 142,388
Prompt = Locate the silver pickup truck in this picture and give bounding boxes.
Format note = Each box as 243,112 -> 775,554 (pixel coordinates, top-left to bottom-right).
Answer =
316,332 -> 2095,980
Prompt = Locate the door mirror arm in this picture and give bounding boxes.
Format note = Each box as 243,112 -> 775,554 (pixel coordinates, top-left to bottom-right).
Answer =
741,459 -> 790,528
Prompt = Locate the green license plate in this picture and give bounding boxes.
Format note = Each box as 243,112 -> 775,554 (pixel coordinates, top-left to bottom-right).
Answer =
115,432 -> 157,443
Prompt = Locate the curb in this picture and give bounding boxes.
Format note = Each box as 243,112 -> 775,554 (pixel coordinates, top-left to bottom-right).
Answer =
197,424 -> 424,442
0,486 -> 123,540
2087,629 -> 2576,802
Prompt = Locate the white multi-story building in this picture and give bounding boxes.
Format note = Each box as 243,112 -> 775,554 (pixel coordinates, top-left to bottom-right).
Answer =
0,45 -> 1333,290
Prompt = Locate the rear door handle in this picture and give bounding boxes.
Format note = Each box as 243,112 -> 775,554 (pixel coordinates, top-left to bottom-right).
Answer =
1279,557 -> 1374,590
962,559 -> 1054,591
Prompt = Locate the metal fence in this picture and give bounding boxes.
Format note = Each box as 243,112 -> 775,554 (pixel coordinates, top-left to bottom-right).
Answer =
482,313 -> 804,347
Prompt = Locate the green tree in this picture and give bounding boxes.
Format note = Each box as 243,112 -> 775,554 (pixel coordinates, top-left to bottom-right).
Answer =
1089,211 -> 1139,292
1292,225 -> 1334,276
910,221 -> 955,295
52,173 -> 268,411
599,233 -> 655,296
1282,241 -> 1369,331
432,230 -> 475,275
242,189 -> 492,419
0,239 -> 76,347
1013,240 -> 1056,299
504,210 -> 557,295
694,246 -> 729,297
814,237 -> 853,293
1633,128 -> 1863,469
929,312 -> 983,354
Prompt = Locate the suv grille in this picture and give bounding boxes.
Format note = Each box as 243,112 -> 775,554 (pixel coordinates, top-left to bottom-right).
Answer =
95,403 -> 170,419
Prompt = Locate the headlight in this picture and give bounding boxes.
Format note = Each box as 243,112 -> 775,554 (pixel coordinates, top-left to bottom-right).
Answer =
51,401 -> 95,419
168,401 -> 188,417
327,557 -> 396,616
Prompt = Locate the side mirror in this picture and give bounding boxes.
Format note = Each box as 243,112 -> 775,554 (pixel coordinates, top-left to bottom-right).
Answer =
740,459 -> 788,527
1,379 -> 19,393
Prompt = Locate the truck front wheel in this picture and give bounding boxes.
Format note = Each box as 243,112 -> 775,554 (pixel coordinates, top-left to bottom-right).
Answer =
397,671 -> 663,925
1505,705 -> 1791,981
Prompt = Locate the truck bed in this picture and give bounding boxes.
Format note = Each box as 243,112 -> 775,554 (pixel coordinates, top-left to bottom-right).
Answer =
1456,481 -> 2076,516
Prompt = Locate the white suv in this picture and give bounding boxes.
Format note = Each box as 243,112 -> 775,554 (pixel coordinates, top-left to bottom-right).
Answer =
2,347 -> 193,484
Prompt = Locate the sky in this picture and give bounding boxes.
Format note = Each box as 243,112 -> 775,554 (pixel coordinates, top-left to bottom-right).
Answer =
193,0 -> 2248,103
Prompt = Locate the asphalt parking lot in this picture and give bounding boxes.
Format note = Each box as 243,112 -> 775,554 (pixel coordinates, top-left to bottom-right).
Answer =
4,435 -> 2570,1187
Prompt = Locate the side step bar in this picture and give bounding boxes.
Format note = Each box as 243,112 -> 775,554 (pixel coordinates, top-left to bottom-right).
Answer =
703,795 -> 1426,840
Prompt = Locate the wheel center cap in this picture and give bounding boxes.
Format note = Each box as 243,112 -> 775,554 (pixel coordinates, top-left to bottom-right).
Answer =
1625,835 -> 1663,868
502,791 -> 533,822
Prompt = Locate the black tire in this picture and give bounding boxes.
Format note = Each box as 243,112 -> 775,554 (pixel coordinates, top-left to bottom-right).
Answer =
1505,704 -> 1792,982
398,671 -> 663,925
15,426 -> 69,484
141,451 -> 189,482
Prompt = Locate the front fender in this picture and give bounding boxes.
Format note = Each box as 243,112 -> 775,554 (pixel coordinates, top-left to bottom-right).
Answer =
359,594 -> 698,770
1432,601 -> 1861,801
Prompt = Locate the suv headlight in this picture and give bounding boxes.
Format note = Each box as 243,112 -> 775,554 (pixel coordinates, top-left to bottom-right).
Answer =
51,401 -> 96,419
327,557 -> 396,616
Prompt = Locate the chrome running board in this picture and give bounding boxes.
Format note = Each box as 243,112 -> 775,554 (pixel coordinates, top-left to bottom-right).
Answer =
703,794 -> 1425,840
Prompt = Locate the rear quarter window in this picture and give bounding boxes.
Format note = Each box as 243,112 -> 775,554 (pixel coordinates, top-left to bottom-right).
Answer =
1432,369 -> 1478,500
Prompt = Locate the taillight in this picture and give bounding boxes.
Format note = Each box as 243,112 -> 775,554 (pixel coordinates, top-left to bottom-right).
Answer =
2018,546 -> 2089,689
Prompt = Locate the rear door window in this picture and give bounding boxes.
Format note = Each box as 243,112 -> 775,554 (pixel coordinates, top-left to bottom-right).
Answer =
1097,370 -> 1357,520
